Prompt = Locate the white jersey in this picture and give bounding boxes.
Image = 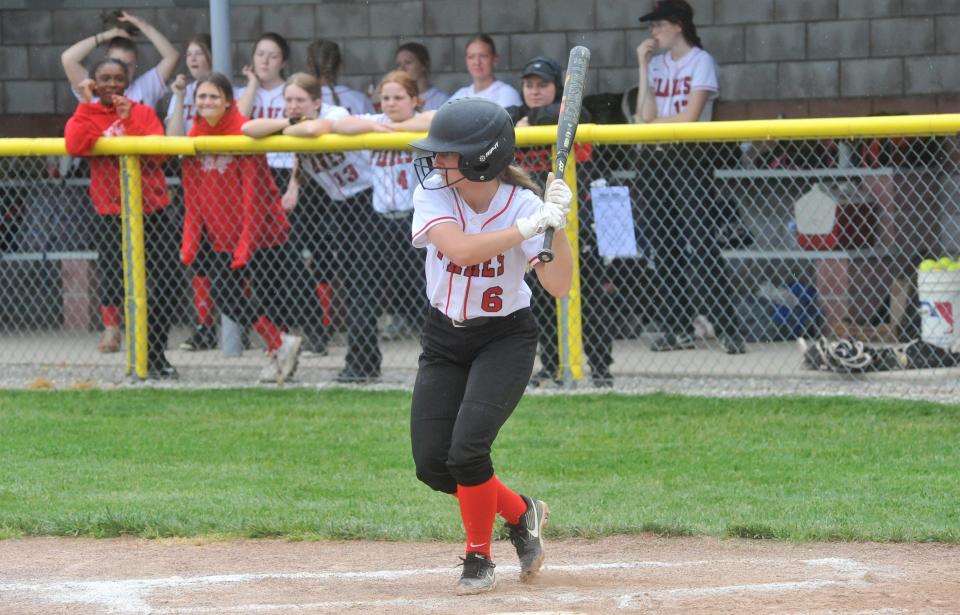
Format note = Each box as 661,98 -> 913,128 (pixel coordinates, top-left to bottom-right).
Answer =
165,80 -> 198,134
646,47 -> 718,121
449,80 -> 522,108
234,82 -> 293,169
72,65 -> 169,107
360,113 -> 418,215
298,104 -> 373,201
322,85 -> 374,115
411,176 -> 545,320
420,87 -> 450,111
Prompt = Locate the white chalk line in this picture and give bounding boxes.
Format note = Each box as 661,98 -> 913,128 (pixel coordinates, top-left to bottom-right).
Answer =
0,557 -> 872,614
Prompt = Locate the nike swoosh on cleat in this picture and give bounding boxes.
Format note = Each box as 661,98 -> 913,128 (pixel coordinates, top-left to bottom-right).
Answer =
528,505 -> 540,539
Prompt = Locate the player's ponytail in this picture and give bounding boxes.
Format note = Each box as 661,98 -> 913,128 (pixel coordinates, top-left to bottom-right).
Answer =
682,20 -> 703,49
499,164 -> 542,197
306,39 -> 342,107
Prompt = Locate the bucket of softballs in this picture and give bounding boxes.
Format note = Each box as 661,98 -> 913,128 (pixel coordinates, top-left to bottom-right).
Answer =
917,257 -> 960,349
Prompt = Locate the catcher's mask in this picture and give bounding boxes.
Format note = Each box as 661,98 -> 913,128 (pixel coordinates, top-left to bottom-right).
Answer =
412,97 -> 515,189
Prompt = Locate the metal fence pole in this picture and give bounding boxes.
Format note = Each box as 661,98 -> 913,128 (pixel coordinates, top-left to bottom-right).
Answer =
555,148 -> 584,388
210,0 -> 232,77
119,155 -> 148,380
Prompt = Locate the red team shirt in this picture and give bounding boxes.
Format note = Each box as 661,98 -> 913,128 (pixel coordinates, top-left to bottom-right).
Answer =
411,175 -> 546,321
64,101 -> 169,216
646,47 -> 719,121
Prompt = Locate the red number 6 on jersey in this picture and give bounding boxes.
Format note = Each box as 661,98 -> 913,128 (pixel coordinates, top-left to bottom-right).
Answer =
481,286 -> 503,313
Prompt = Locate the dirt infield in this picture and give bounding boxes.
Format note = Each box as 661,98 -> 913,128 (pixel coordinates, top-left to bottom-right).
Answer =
1,536 -> 958,614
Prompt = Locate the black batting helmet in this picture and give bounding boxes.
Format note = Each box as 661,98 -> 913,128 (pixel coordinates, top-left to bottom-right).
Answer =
412,97 -> 515,188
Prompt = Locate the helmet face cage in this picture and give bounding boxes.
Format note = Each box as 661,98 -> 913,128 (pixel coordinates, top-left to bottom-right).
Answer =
410,98 -> 516,190
413,152 -> 472,190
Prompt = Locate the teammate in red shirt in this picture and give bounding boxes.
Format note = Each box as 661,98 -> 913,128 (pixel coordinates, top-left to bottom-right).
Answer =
64,58 -> 178,379
181,73 -> 303,384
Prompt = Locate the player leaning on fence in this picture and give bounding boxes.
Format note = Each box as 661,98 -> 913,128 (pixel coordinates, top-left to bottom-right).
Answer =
64,58 -> 179,379
331,70 -> 437,346
180,73 -> 303,385
633,0 -> 746,354
242,72 -> 382,384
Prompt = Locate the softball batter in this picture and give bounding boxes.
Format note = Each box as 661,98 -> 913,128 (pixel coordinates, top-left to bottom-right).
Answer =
409,98 -> 572,594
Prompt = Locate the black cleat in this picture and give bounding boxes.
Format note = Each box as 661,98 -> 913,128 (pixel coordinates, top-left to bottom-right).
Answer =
334,368 -> 380,384
147,356 -> 179,380
719,334 -> 746,355
591,366 -> 614,388
506,495 -> 550,582
649,332 -> 696,352
529,367 -> 562,388
179,324 -> 217,351
456,552 -> 496,595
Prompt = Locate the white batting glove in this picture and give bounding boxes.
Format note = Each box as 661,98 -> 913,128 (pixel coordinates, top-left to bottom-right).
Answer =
516,200 -> 565,239
543,172 -> 572,219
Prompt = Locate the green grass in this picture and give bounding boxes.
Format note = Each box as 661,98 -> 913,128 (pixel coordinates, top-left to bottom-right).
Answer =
0,390 -> 957,542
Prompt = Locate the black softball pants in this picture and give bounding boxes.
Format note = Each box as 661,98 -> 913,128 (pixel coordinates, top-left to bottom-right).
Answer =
332,189 -> 382,376
410,307 -> 537,494
284,177 -> 331,335
92,210 -> 178,364
202,243 -> 289,330
640,144 -> 739,338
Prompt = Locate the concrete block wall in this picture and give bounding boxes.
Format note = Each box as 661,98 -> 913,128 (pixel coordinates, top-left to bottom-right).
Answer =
1,0 -> 959,135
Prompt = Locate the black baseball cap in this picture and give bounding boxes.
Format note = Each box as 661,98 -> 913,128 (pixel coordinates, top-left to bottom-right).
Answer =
521,57 -> 562,84
639,0 -> 694,23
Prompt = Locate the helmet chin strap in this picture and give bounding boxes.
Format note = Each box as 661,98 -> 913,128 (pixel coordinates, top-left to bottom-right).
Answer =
414,156 -> 470,190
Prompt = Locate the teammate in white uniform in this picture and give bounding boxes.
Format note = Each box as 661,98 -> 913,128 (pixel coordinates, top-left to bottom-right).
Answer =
448,35 -> 522,108
236,33 -> 294,173
242,72 -> 382,383
333,70 -> 437,342
407,98 -> 571,595
395,42 -> 450,111
166,34 -> 213,137
61,10 -> 178,108
306,40 -> 375,115
635,0 -> 718,123
634,0 -> 746,355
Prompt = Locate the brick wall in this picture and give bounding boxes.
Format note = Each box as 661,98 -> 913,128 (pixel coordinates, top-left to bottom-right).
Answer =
2,0 -> 959,135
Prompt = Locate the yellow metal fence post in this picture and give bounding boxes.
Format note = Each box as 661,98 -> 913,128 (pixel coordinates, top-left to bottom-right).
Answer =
554,148 -> 585,386
119,155 -> 148,380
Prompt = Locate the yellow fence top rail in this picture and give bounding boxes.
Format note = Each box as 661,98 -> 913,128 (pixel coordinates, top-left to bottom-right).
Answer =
1,114 -> 958,157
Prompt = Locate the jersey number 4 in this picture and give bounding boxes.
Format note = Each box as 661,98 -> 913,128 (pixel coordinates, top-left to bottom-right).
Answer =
481,286 -> 503,313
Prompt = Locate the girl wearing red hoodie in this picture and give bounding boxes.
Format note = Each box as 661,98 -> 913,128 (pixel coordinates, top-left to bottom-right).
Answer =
64,58 -> 178,379
180,73 -> 303,384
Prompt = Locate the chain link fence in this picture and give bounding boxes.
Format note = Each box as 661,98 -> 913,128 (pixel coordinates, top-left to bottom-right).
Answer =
2,119 -> 960,395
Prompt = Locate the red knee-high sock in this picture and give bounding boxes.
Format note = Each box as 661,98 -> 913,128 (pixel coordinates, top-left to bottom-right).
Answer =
315,282 -> 332,327
100,305 -> 121,328
492,475 -> 527,525
253,315 -> 283,352
192,275 -> 215,327
457,478 -> 497,558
